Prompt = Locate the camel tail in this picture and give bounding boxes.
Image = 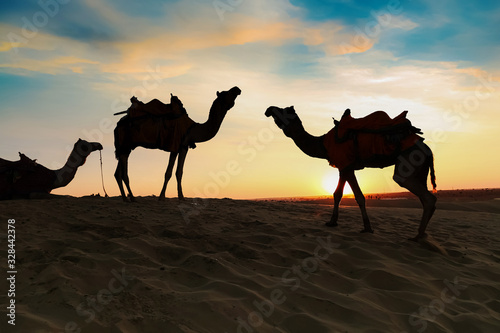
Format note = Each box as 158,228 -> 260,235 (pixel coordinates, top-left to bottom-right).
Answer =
429,151 -> 437,192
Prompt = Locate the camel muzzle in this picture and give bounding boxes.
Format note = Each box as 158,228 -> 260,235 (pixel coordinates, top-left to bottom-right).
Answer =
229,86 -> 241,97
265,106 -> 295,130
264,106 -> 277,118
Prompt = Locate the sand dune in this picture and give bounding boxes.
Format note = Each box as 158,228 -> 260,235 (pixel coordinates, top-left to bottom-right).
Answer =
1,195 -> 499,332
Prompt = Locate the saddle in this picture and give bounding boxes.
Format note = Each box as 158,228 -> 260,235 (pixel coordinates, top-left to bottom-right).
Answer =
0,153 -> 39,184
324,109 -> 423,170
114,94 -> 188,120
114,95 -> 198,152
333,108 -> 422,142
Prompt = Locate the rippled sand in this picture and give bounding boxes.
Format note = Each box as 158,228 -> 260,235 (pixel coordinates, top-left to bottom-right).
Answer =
1,195 -> 499,332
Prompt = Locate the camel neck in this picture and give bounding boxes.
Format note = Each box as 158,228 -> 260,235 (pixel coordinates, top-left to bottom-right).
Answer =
193,99 -> 228,143
53,147 -> 88,189
285,118 -> 329,160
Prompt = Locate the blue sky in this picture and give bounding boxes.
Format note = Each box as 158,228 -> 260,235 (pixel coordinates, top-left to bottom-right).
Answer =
1,0 -> 499,198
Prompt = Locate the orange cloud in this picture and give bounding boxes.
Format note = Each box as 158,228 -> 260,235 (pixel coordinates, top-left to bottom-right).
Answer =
0,55 -> 99,75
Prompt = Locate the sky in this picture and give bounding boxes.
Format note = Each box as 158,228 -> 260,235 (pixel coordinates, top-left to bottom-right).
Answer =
0,0 -> 499,199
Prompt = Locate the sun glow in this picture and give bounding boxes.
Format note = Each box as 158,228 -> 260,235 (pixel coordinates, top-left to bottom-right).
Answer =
321,170 -> 352,195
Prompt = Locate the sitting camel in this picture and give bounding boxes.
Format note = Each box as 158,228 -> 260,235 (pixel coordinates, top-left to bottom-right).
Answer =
0,139 -> 103,200
114,86 -> 241,202
265,106 -> 437,241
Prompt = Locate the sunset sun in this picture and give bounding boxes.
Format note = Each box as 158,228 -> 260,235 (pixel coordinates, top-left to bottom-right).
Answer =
321,170 -> 352,195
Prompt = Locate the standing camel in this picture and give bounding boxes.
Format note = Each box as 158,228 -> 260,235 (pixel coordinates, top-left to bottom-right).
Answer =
265,106 -> 436,241
0,139 -> 103,200
114,86 -> 241,202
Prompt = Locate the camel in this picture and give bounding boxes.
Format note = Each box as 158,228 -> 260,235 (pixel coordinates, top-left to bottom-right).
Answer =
114,86 -> 241,202
0,139 -> 103,200
265,106 -> 437,241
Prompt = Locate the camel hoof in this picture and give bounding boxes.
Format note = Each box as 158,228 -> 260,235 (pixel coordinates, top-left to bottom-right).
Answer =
325,222 -> 338,227
158,196 -> 165,202
360,228 -> 374,234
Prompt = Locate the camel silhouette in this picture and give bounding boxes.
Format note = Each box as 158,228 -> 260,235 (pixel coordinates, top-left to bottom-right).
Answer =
266,106 -> 436,241
114,86 -> 241,202
0,139 -> 103,200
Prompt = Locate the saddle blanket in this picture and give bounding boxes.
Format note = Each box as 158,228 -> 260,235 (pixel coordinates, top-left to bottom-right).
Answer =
120,114 -> 196,153
323,111 -> 422,170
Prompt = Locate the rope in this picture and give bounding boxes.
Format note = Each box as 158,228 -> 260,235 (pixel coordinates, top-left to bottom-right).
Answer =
99,150 -> 109,198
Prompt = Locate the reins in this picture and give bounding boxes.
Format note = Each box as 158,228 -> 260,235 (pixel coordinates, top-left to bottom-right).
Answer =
99,150 -> 109,197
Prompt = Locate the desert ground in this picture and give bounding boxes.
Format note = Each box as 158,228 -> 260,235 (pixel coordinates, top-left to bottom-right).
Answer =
1,189 -> 499,332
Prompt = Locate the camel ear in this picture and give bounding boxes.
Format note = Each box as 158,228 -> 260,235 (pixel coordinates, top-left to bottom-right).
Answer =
290,106 -> 295,111
217,91 -> 220,97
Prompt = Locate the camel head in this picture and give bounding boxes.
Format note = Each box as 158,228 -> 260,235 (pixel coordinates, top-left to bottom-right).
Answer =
72,139 -> 103,166
265,106 -> 300,134
215,86 -> 241,111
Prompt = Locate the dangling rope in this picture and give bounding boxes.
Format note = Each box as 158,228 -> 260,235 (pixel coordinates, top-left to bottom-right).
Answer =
99,150 -> 109,198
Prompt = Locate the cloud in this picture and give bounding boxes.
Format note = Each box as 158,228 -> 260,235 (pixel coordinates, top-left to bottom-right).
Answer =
0,22 -> 102,75
0,23 -> 60,52
93,1 -> 380,77
0,41 -> 20,52
0,0 -> 495,119
383,15 -> 419,30
0,56 -> 99,75
3,0 -> 409,79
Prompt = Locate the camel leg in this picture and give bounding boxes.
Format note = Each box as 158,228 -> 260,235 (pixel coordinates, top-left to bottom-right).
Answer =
120,155 -> 135,202
325,173 -> 346,227
159,152 -> 178,201
393,174 -> 436,241
175,148 -> 188,200
345,170 -> 373,233
114,155 -> 128,202
393,151 -> 437,241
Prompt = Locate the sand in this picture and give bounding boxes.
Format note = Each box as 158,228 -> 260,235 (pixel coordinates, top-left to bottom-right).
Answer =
1,193 -> 499,332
